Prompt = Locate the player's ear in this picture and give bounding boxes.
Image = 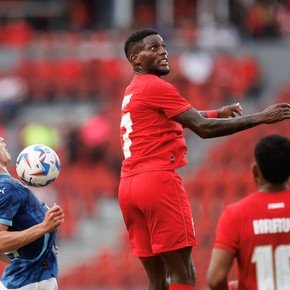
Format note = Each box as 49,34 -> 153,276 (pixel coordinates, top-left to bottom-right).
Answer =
130,53 -> 140,65
252,163 -> 259,185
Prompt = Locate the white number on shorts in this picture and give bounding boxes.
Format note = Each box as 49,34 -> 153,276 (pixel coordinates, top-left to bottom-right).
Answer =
251,244 -> 290,290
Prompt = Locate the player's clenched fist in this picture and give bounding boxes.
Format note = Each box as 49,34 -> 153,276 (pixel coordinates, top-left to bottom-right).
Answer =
218,102 -> 243,118
43,203 -> 64,232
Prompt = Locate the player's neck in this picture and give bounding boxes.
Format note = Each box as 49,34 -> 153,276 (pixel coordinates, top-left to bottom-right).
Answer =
259,182 -> 289,193
133,71 -> 160,77
0,165 -> 8,174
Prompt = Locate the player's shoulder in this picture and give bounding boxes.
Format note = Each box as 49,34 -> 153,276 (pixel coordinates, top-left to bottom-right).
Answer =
147,74 -> 173,86
143,75 -> 177,93
0,173 -> 17,188
225,192 -> 260,215
0,173 -> 28,195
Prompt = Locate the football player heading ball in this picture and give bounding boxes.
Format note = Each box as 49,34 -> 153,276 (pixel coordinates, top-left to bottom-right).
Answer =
0,137 -> 64,290
118,28 -> 290,290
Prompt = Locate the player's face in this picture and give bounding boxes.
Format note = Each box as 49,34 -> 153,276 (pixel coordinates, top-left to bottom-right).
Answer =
134,34 -> 169,76
0,138 -> 11,166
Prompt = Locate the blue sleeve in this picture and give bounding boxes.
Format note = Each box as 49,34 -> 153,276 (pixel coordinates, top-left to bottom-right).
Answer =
0,183 -> 22,227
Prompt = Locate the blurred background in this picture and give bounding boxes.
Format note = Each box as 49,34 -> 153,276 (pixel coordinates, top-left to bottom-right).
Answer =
1,0 -> 290,289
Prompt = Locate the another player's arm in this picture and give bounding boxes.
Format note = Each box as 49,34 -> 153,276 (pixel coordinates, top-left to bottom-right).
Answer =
0,204 -> 64,253
173,103 -> 290,138
207,248 -> 235,290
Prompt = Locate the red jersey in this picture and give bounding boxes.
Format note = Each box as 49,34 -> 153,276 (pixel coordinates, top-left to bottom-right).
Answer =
214,190 -> 290,290
120,74 -> 192,177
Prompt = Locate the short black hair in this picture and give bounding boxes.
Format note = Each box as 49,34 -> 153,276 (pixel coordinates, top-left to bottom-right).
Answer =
124,28 -> 159,60
254,134 -> 290,184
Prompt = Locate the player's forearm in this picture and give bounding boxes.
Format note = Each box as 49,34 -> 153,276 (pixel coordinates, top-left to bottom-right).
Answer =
192,113 -> 264,138
198,111 -> 207,118
0,223 -> 47,252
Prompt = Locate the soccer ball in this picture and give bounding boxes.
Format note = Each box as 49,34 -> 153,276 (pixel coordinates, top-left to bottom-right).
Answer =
16,144 -> 61,187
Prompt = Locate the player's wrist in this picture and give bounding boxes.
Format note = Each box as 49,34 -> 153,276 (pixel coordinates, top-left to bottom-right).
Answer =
206,110 -> 218,118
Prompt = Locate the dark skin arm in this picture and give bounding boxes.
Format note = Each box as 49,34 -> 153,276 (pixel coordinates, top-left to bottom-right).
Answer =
173,103 -> 290,138
207,249 -> 235,290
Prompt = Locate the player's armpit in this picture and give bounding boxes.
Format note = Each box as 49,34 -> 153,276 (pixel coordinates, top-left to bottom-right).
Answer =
217,103 -> 243,118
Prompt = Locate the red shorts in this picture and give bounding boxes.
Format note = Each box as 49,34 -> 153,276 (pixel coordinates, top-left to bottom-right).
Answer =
118,170 -> 197,257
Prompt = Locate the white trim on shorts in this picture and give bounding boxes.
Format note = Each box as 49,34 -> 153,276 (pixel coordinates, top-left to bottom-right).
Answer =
0,278 -> 58,290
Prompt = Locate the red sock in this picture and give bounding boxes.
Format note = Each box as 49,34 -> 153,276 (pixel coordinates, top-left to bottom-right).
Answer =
169,284 -> 195,290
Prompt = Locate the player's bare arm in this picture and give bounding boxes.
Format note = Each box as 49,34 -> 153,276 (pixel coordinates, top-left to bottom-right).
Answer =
0,204 -> 64,253
173,103 -> 290,138
199,103 -> 243,119
207,248 -> 235,290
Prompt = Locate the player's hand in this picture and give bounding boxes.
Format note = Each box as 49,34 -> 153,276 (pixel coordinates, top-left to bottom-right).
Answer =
217,102 -> 243,118
261,102 -> 290,123
43,203 -> 64,232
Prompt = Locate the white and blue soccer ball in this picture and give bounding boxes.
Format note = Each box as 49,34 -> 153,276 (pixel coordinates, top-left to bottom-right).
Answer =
16,144 -> 61,187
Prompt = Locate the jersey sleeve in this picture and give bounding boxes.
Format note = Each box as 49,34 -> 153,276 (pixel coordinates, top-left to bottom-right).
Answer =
213,205 -> 240,255
0,183 -> 22,227
142,78 -> 192,118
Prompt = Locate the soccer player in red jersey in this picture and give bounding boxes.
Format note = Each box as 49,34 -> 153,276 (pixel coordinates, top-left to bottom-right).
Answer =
207,134 -> 290,290
119,28 -> 290,290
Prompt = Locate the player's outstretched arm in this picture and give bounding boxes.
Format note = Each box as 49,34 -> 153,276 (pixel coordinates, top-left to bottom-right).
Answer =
0,204 -> 64,253
199,103 -> 243,119
174,103 -> 290,138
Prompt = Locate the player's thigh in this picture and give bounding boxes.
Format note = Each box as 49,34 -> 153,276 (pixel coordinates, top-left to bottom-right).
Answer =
140,255 -> 167,283
118,174 -> 153,257
161,246 -> 195,283
143,170 -> 196,253
118,170 -> 197,256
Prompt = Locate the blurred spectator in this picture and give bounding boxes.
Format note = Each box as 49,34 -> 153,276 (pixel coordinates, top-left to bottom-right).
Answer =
230,51 -> 262,99
229,0 -> 290,39
245,0 -> 279,38
275,0 -> 290,36
133,1 -> 156,28
79,109 -> 111,164
174,0 -> 197,27
179,48 -> 213,85
66,127 -> 82,164
20,122 -> 61,149
198,24 -> 240,50
0,76 -> 28,123
2,19 -> 32,47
